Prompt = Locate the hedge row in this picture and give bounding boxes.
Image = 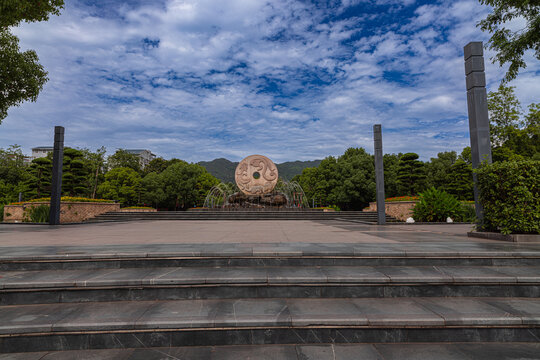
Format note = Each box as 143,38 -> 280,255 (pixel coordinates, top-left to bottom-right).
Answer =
477,160 -> 539,235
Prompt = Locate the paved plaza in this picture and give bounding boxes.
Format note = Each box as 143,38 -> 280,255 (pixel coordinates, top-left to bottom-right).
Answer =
1,220 -> 539,359
0,220 -> 477,247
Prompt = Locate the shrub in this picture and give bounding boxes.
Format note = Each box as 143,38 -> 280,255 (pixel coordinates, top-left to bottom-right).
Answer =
0,204 -> 3,222
413,187 -> 463,222
460,203 -> 477,223
25,205 -> 50,223
476,160 -> 539,234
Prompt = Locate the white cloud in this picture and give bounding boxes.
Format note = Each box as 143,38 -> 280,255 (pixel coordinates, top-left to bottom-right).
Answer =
1,0 -> 538,163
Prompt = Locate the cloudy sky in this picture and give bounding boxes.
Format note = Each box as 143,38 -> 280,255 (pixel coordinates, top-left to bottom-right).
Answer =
1,0 -> 538,162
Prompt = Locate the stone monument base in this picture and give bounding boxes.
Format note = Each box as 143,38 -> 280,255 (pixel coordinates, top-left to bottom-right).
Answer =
227,192 -> 288,209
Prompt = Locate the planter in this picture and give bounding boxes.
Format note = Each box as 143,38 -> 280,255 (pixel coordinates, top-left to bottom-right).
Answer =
3,202 -> 120,224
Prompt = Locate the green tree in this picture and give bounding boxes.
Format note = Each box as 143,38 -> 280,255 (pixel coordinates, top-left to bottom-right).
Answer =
383,153 -> 401,198
397,153 -> 426,195
294,148 -> 376,210
108,149 -> 141,173
158,162 -> 217,210
293,166 -> 330,207
0,0 -> 64,123
488,84 -> 522,146
445,158 -> 474,200
62,148 -> 89,197
425,151 -> 457,190
478,0 -> 540,82
26,157 -> 52,198
0,145 -> 30,204
328,148 -> 375,210
142,157 -> 169,176
487,85 -> 540,161
459,147 -> 472,165
141,172 -> 167,209
81,147 -> 107,198
97,167 -> 142,206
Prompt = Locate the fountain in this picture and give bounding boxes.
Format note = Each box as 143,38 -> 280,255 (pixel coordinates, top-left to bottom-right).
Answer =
204,154 -> 309,210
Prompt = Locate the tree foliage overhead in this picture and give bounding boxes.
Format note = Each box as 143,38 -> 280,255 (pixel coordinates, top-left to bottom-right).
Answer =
478,0 -> 540,82
488,84 -> 540,161
0,0 -> 64,123
0,0 -> 64,27
108,149 -> 142,173
0,29 -> 48,122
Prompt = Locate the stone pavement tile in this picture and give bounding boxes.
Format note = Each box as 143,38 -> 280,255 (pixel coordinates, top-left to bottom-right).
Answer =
135,299 -> 214,329
214,299 -> 291,327
150,267 -> 211,285
456,343 -> 540,360
252,247 -> 303,256
83,268 -> 180,287
0,352 -> 47,360
267,267 -> 327,283
300,244 -> 355,256
490,266 -> 540,282
483,298 -> 540,324
295,345 -> 335,359
351,298 -> 444,326
416,298 -> 523,326
332,344 -> 384,360
287,298 -> 367,326
209,345 -> 298,360
41,349 -> 134,360
203,267 -> 268,284
0,303 -> 78,334
52,301 -> 154,332
322,266 -> 389,283
374,343 -> 473,360
127,346 -> 214,360
435,266 -> 518,283
0,269 -> 120,289
377,266 -> 451,283
353,245 -> 406,256
199,244 -> 253,257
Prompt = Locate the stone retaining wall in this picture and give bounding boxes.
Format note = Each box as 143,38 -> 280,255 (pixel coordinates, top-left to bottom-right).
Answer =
3,202 -> 120,223
363,201 -> 417,221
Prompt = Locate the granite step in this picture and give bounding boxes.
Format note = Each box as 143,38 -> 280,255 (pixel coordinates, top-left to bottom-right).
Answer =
3,343 -> 540,360
1,297 -> 539,352
2,243 -> 540,271
1,265 -> 539,304
88,210 -> 398,223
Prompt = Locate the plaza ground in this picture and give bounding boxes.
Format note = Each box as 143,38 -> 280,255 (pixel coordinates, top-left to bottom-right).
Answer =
0,220 -> 478,247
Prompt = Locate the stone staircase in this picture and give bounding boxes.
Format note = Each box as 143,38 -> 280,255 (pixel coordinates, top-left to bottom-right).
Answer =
88,210 -> 398,223
0,242 -> 539,358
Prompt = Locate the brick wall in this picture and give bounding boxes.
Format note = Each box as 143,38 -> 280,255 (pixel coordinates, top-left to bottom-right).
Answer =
3,202 -> 120,223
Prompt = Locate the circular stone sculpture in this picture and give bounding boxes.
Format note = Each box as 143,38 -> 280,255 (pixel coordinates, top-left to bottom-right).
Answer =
235,155 -> 279,195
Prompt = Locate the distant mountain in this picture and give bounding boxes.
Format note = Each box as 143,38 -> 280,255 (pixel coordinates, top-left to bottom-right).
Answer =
198,158 -> 322,183
277,160 -> 322,181
198,158 -> 237,183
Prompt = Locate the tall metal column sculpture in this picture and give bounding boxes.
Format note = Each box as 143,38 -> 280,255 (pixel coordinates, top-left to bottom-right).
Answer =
49,126 -> 64,225
464,42 -> 492,223
373,124 -> 386,225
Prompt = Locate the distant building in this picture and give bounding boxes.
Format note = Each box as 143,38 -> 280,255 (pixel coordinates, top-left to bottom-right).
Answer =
125,149 -> 156,169
31,146 -> 54,160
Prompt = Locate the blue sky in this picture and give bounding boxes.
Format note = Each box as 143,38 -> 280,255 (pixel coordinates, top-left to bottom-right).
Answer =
1,0 -> 539,162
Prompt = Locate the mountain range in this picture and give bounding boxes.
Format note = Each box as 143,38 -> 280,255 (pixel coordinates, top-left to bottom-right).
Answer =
198,158 -> 322,183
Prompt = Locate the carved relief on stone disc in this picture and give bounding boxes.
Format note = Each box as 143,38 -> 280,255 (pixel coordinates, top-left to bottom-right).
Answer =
235,155 -> 279,195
